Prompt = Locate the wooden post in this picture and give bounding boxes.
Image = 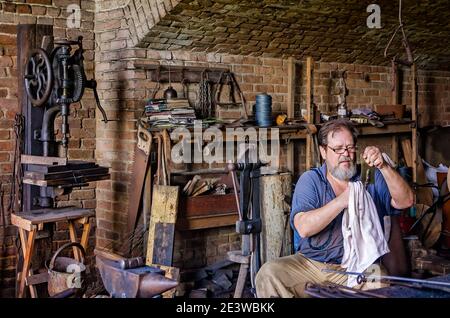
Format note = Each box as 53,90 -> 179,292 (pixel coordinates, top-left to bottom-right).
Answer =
18,24 -> 53,212
391,62 -> 399,165
411,64 -> 418,184
391,135 -> 398,165
305,57 -> 313,170
392,62 -> 399,105
286,57 -> 296,174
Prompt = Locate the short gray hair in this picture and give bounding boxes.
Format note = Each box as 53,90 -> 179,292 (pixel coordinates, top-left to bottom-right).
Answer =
318,119 -> 358,147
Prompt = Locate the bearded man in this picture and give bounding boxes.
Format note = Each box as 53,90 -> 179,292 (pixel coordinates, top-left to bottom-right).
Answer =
255,119 -> 413,298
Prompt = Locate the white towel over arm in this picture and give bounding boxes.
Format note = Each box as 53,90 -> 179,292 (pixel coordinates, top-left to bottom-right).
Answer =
341,181 -> 390,287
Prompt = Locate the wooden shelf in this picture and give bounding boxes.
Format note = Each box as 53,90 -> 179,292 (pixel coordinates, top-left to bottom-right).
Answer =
134,63 -> 230,84
357,121 -> 413,136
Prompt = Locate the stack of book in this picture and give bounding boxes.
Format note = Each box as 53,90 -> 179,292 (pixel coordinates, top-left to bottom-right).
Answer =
144,98 -> 196,128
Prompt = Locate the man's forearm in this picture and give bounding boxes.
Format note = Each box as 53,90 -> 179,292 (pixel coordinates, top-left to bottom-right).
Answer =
294,197 -> 345,238
380,164 -> 414,209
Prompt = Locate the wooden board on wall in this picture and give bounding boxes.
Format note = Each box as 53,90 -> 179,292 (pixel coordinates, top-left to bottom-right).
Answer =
146,185 -> 179,266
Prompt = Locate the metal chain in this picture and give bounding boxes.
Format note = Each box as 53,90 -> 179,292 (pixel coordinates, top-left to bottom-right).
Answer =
196,71 -> 212,119
10,113 -> 24,213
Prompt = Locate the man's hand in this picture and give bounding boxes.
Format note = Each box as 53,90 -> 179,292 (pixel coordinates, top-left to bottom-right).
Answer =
363,146 -> 385,169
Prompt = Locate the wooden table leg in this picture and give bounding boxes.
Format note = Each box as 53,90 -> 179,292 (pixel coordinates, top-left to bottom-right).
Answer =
18,228 -> 37,298
18,229 -> 38,298
68,221 -> 82,262
79,219 -> 91,263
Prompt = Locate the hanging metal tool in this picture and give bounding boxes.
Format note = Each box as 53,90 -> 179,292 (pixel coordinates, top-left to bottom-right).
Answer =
215,71 -> 248,120
196,70 -> 213,119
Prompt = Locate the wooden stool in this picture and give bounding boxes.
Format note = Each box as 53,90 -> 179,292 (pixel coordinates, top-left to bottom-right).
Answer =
227,250 -> 251,298
11,207 -> 95,298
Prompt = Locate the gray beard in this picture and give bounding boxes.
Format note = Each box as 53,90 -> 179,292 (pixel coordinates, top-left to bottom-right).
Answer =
329,160 -> 357,181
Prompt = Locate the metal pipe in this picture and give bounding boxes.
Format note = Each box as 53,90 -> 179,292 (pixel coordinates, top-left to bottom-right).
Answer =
41,105 -> 61,156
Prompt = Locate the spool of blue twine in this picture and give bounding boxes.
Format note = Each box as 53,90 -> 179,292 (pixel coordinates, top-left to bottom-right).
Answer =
254,93 -> 272,127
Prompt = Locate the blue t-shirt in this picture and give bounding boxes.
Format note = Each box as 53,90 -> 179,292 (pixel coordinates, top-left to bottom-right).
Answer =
289,163 -> 400,264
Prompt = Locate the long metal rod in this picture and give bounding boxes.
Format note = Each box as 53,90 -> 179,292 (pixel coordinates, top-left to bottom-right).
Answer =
321,269 -> 450,288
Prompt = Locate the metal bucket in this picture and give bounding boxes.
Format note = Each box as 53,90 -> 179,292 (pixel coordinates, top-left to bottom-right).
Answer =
46,242 -> 86,297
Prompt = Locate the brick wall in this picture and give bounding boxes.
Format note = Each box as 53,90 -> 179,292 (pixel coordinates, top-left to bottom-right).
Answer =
0,0 -> 96,297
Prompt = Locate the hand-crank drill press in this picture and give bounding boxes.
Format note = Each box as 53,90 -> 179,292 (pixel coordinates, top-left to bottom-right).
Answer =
21,36 -> 110,210
12,32 -> 111,298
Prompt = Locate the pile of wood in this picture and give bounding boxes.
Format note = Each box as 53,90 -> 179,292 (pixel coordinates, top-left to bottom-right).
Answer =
182,175 -> 227,197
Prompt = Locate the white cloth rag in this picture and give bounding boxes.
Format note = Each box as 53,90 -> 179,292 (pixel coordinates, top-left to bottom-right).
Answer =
341,181 -> 390,287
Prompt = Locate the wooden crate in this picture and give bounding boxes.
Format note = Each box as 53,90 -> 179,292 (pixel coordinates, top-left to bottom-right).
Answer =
177,193 -> 238,230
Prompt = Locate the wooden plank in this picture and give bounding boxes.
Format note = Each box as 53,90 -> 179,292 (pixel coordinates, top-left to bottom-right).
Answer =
357,123 -> 412,136
305,56 -> 313,170
22,173 -> 110,186
401,139 -> 413,168
19,24 -> 53,212
152,223 -> 175,265
260,173 -> 293,264
146,185 -> 179,267
21,155 -> 67,166
286,57 -> 295,174
24,167 -> 109,181
27,161 -> 97,173
134,63 -> 229,84
391,135 -> 399,165
12,214 -> 33,232
176,214 -> 238,231
13,207 -> 94,225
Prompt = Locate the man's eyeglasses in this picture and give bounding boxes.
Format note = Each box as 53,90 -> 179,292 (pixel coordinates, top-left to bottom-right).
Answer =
327,145 -> 358,155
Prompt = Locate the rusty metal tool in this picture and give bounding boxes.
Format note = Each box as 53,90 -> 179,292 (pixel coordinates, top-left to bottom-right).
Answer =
360,155 -> 375,188
127,124 -> 152,234
119,257 -> 145,270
